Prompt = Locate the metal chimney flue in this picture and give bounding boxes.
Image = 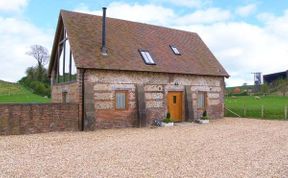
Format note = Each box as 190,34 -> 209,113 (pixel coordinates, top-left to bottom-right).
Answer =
101,7 -> 108,56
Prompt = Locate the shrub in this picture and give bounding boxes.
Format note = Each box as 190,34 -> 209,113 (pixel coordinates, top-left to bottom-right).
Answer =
201,110 -> 209,120
166,112 -> 171,119
231,91 -> 248,96
163,112 -> 173,123
162,117 -> 173,123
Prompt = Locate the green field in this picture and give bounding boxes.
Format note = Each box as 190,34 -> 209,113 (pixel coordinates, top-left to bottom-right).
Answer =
225,96 -> 288,120
0,80 -> 50,103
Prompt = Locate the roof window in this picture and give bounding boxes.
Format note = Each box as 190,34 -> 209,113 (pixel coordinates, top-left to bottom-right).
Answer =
139,50 -> 155,65
170,45 -> 181,55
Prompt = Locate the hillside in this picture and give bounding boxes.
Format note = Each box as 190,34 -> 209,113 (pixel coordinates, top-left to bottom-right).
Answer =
225,96 -> 288,119
227,83 -> 288,96
0,80 -> 50,103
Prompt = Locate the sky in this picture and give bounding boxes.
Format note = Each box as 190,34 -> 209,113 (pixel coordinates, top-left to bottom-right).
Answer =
0,0 -> 288,86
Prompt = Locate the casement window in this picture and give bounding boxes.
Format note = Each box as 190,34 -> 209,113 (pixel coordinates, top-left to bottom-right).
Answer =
170,45 -> 181,55
139,49 -> 156,65
115,91 -> 128,110
197,92 -> 207,109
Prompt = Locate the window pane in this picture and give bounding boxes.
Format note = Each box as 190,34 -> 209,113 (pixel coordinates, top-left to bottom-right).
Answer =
116,92 -> 126,109
170,45 -> 181,55
172,47 -> 180,54
173,96 -> 177,104
145,52 -> 155,64
197,92 -> 205,108
139,50 -> 155,64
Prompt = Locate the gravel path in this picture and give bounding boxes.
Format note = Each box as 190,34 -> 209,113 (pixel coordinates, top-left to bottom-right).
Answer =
0,118 -> 288,178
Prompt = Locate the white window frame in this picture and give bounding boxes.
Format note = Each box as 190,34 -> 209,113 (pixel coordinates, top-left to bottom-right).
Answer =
115,91 -> 128,110
139,49 -> 156,65
197,91 -> 206,109
170,45 -> 181,55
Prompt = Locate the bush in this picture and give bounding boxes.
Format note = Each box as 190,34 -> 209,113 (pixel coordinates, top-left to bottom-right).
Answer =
18,65 -> 51,98
166,112 -> 171,119
201,110 -> 209,120
231,91 -> 248,96
162,117 -> 173,123
163,112 -> 173,123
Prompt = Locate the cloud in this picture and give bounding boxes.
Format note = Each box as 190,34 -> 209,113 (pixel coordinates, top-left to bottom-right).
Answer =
179,21 -> 288,86
258,10 -> 288,39
1,1 -> 287,87
160,0 -> 212,8
176,8 -> 231,25
0,17 -> 52,82
76,3 -> 230,26
76,2 -> 175,25
75,2 -> 288,86
0,0 -> 28,12
236,4 -> 257,17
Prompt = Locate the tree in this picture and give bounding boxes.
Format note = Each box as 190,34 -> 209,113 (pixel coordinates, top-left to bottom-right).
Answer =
19,44 -> 51,97
26,45 -> 49,67
261,83 -> 269,95
18,66 -> 50,97
276,79 -> 288,96
26,45 -> 50,82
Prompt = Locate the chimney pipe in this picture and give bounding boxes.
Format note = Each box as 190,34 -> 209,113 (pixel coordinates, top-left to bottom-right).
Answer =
101,7 -> 108,55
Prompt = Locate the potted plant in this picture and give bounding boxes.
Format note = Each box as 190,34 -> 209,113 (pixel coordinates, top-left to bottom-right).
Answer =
198,110 -> 209,124
161,113 -> 174,127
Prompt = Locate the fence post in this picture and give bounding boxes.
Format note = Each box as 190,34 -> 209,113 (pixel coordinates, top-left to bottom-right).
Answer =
243,105 -> 246,117
285,105 -> 287,120
261,105 -> 264,118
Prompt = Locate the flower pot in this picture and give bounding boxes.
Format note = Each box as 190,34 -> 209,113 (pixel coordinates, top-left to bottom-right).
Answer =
199,119 -> 209,124
161,122 -> 174,127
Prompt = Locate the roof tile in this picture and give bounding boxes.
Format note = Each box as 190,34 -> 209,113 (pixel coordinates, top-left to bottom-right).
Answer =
50,10 -> 229,77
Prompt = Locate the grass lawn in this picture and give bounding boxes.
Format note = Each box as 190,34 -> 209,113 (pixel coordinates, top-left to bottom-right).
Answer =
0,80 -> 50,103
225,96 -> 288,120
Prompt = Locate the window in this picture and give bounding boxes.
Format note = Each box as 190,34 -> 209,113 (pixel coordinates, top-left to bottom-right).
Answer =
170,45 -> 181,55
56,28 -> 77,84
115,91 -> 128,110
173,95 -> 177,104
139,50 -> 156,65
197,92 -> 206,109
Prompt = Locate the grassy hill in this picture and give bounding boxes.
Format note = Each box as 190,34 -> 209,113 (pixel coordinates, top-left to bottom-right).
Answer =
0,80 -> 50,103
226,85 -> 254,93
225,96 -> 288,120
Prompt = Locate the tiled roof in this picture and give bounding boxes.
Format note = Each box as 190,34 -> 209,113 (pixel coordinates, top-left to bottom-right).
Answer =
49,10 -> 229,77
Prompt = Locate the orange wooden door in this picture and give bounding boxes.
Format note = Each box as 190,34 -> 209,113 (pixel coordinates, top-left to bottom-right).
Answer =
167,92 -> 183,122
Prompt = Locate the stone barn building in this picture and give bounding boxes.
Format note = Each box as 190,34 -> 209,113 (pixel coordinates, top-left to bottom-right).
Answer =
48,8 -> 229,130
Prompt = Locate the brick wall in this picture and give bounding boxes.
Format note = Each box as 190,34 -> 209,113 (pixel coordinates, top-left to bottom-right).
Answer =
0,103 -> 79,135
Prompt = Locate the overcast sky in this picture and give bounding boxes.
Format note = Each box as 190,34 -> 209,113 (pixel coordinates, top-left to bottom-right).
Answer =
0,0 -> 288,86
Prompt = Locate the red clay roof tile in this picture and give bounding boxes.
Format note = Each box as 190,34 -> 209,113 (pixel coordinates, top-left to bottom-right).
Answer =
49,10 -> 229,77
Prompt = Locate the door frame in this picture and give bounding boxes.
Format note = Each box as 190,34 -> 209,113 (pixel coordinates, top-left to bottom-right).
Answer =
166,91 -> 185,122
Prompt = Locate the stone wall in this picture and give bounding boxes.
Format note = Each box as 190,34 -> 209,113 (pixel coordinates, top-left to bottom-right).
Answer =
51,81 -> 79,103
0,103 -> 79,135
84,70 -> 225,129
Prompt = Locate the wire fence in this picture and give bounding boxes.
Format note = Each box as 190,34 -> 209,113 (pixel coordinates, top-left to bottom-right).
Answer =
225,105 -> 288,120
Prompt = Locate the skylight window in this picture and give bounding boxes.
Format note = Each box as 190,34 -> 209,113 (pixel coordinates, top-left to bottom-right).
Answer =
170,45 -> 181,55
139,50 -> 155,65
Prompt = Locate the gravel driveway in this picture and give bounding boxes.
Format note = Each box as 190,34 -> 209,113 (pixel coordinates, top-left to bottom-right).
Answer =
0,118 -> 288,178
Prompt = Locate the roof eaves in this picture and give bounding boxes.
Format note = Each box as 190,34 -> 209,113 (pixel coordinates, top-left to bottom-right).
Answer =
48,12 -> 64,77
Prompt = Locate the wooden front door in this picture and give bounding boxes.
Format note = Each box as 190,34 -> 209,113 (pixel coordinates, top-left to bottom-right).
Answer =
167,91 -> 183,122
